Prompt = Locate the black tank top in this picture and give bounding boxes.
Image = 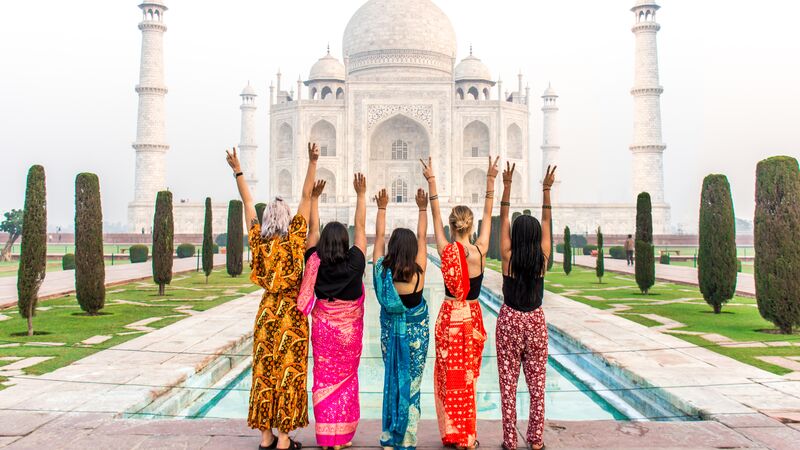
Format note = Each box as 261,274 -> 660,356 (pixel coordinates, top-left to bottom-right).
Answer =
443,245 -> 484,300
502,274 -> 544,312
397,273 -> 423,309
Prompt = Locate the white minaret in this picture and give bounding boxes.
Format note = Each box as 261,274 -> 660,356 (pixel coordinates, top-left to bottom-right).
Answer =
239,83 -> 259,195
541,83 -> 561,202
132,1 -> 169,205
630,0 -> 666,203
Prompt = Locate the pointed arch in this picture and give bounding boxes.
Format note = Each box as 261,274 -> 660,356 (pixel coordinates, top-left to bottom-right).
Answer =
321,86 -> 333,100
483,88 -> 490,100
277,169 -> 292,200
277,123 -> 293,159
336,87 -> 344,99
464,120 -> 490,158
310,87 -> 318,100
467,86 -> 479,100
456,87 -> 465,100
463,169 -> 486,204
507,123 -> 523,159
310,120 -> 336,157
316,168 -> 336,203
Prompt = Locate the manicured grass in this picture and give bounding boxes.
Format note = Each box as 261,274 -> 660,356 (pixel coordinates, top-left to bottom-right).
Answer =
0,259 -> 133,278
486,258 -> 799,375
0,268 -> 258,383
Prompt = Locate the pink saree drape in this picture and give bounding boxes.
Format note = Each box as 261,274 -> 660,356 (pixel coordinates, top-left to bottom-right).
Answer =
310,290 -> 365,447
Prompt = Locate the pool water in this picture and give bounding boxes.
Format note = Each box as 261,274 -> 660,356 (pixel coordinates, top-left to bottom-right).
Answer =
186,262 -> 627,421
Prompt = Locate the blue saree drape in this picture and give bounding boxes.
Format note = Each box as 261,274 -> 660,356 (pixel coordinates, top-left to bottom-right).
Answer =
374,258 -> 430,450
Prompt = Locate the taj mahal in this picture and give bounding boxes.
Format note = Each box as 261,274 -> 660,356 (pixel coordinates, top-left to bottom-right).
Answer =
127,0 -> 671,235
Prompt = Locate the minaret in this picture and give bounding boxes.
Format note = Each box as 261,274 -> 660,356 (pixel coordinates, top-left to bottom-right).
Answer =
239,83 -> 259,195
630,0 -> 666,203
132,1 -> 169,205
541,84 -> 561,202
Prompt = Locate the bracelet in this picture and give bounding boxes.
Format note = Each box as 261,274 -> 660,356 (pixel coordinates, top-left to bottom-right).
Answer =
429,194 -> 439,201
500,201 -> 511,207
378,207 -> 386,210
425,176 -> 435,181
234,172 -> 243,178
485,191 -> 494,198
419,209 -> 427,212
543,188 -> 551,192
542,205 -> 552,209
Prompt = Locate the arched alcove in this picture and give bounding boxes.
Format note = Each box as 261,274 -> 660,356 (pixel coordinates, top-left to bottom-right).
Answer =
456,88 -> 464,100
463,169 -> 486,204
321,86 -> 333,100
317,168 -> 336,203
468,86 -> 479,100
507,123 -> 523,159
463,120 -> 490,158
310,120 -> 336,157
336,87 -> 344,99
277,123 -> 293,159
369,115 -> 430,193
277,170 -> 292,200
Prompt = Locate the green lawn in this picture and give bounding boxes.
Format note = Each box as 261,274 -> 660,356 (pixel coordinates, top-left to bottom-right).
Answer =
0,258 -> 134,278
486,258 -> 798,375
0,267 -> 258,385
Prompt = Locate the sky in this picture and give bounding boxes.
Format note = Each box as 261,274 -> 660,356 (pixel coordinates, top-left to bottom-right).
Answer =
1,0 -> 799,233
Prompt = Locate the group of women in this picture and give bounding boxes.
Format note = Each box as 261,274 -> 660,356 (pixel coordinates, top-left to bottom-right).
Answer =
226,143 -> 557,450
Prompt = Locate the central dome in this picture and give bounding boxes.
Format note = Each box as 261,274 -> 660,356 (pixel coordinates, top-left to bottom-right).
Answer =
343,0 -> 457,74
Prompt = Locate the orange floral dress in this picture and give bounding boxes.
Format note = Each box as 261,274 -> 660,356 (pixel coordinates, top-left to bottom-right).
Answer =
247,214 -> 310,433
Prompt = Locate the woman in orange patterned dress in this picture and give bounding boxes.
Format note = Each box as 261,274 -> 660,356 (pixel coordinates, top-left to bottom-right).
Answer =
421,155 -> 499,450
227,143 -> 322,450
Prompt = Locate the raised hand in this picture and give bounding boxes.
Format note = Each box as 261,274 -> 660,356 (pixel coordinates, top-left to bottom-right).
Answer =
374,189 -> 389,209
416,188 -> 428,209
308,142 -> 320,162
420,156 -> 434,181
311,180 -> 327,198
543,165 -> 557,190
225,147 -> 241,173
353,173 -> 367,195
487,155 -> 500,179
503,161 -> 516,187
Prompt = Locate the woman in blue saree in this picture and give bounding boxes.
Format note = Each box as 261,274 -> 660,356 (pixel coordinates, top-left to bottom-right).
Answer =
372,187 -> 431,450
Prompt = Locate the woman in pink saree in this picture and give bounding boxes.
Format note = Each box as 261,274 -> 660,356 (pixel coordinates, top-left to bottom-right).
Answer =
297,173 -> 368,449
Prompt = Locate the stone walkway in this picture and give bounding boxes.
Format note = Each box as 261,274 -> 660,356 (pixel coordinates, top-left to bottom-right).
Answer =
0,255 -> 226,308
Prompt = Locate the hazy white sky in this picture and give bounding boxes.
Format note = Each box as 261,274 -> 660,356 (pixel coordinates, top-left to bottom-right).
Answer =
2,0 -> 799,232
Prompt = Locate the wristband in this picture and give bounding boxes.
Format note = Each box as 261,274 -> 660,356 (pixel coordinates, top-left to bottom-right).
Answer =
500,201 -> 511,207
429,195 -> 439,201
425,175 -> 435,181
235,172 -> 243,178
378,207 -> 386,210
419,209 -> 427,212
542,205 -> 552,209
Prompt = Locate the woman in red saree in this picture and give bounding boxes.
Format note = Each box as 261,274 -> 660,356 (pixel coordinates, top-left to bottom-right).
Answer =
421,156 -> 499,450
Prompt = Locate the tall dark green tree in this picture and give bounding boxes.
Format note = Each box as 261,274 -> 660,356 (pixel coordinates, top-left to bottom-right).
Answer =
227,200 -> 244,277
547,220 -> 554,271
444,225 -> 451,242
255,202 -> 267,226
563,226 -> 572,275
202,197 -> 214,283
1,209 -> 23,262
74,173 -> 105,315
596,227 -> 605,283
698,174 -> 738,313
490,215 -> 500,259
754,156 -> 800,334
635,192 -> 655,294
17,166 -> 47,336
152,191 -> 174,295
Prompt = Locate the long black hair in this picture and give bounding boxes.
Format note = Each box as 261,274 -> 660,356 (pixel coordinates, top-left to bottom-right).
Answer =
383,228 -> 423,282
318,221 -> 349,265
509,215 -> 545,303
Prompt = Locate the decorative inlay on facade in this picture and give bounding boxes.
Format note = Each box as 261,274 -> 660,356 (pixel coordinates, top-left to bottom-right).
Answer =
138,22 -> 167,32
367,104 -> 433,130
135,86 -> 168,95
348,49 -> 453,74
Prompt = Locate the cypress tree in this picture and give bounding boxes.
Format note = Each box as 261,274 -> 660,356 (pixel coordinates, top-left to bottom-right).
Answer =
74,173 -> 105,315
698,174 -> 738,314
563,226 -> 572,275
635,192 -> 655,294
17,165 -> 47,336
596,227 -> 605,283
255,202 -> 267,226
491,215 -> 501,260
512,211 -> 522,223
754,156 -> 800,334
227,200 -> 244,277
152,191 -> 174,295
202,197 -> 214,283
523,209 -> 531,216
547,220 -> 554,271
444,225 -> 451,242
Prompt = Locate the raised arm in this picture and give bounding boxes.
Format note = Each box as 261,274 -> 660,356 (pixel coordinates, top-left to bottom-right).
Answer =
474,156 -> 500,254
353,173 -> 367,255
373,189 -> 388,264
296,143 -> 320,222
226,147 -> 257,227
421,157 -> 448,255
541,165 -> 556,267
500,162 -> 515,274
307,180 -> 326,248
415,188 -> 429,271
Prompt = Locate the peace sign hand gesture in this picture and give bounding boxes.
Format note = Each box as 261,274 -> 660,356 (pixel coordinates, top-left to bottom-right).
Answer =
420,157 -> 434,181
543,165 -> 557,190
487,155 -> 500,179
308,142 -> 320,162
503,161 -> 516,187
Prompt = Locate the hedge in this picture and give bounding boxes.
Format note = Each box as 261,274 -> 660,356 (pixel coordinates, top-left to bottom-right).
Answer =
660,253 -> 671,265
62,253 -> 76,270
609,246 -> 626,260
129,245 -> 148,263
582,244 -> 598,256
176,243 -> 195,259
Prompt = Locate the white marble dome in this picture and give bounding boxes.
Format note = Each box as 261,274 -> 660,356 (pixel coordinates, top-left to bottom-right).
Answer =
241,83 -> 257,96
309,51 -> 346,81
343,0 -> 456,71
455,55 -> 492,82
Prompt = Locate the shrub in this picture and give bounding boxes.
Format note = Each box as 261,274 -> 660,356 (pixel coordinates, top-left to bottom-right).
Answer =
582,244 -> 598,256
596,227 -> 604,283
129,245 -> 148,263
17,165 -> 47,336
348,225 -> 355,247
202,197 -> 214,282
523,209 -> 531,216
737,259 -> 742,273
754,156 -> 800,334
660,253 -> 670,265
635,192 -> 655,294
556,243 -> 565,254
62,253 -> 76,270
227,200 -> 244,277
571,234 -> 588,248
563,226 -> 572,275
609,246 -> 626,260
512,211 -> 522,223
75,173 -> 105,315
176,243 -> 195,259
1,209 -> 23,262
152,191 -> 174,295
255,202 -> 267,226
215,233 -> 228,248
698,174 -> 738,314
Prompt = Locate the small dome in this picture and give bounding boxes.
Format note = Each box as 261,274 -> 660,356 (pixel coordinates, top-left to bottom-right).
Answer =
455,54 -> 492,82
542,83 -> 557,97
632,0 -> 659,9
308,52 -> 345,81
241,83 -> 257,96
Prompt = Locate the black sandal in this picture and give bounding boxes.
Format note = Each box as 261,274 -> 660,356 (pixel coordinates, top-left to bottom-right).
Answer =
277,438 -> 302,450
259,437 -> 277,450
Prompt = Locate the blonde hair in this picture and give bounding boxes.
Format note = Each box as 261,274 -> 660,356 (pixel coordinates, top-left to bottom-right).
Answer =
261,197 -> 291,239
449,205 -> 474,236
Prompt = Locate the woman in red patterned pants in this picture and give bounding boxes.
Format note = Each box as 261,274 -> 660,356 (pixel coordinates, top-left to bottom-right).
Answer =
495,163 -> 556,450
